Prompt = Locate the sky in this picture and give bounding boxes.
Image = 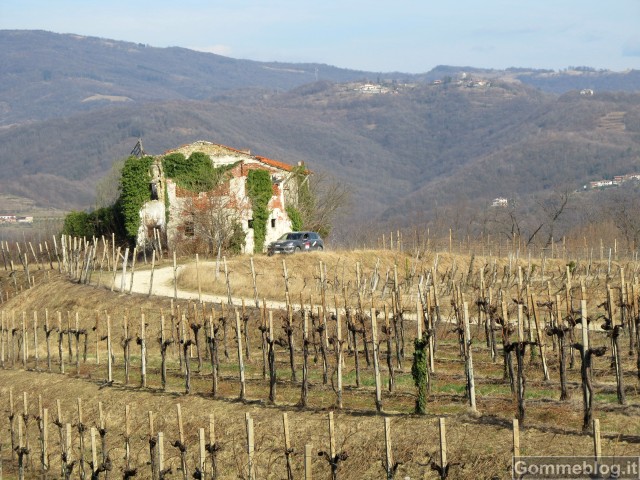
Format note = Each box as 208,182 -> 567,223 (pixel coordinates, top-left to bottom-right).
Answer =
1,0 -> 639,73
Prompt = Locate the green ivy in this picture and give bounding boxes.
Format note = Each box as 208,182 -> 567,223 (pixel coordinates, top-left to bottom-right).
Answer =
119,155 -> 154,240
286,205 -> 303,231
247,169 -> 272,253
162,152 -> 237,192
411,337 -> 429,414
62,205 -> 125,239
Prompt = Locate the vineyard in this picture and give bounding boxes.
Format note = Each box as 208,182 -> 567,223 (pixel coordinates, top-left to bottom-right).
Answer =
0,235 -> 638,479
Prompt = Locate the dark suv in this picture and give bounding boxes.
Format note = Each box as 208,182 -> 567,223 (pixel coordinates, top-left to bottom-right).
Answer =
267,231 -> 324,255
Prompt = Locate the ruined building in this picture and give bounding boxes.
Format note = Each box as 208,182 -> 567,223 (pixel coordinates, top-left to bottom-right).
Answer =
136,140 -> 306,254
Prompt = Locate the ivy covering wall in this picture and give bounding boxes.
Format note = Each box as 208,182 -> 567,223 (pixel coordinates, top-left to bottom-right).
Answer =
162,152 -> 238,192
286,205 -> 303,231
246,169 -> 272,253
119,155 -> 154,239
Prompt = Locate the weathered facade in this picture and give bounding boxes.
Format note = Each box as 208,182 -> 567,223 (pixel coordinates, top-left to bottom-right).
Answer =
137,140 -> 304,254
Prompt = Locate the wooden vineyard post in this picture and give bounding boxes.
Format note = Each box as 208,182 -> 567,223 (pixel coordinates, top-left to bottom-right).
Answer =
267,310 -> 276,404
196,253 -> 202,303
574,299 -> 606,432
245,413 -> 256,480
383,417 -> 397,480
148,250 -> 156,297
76,398 -> 86,480
21,392 -> 29,465
198,428 -> 206,479
512,418 -> 520,458
123,404 -> 131,475
285,305 -> 296,382
106,315 -> 113,384
173,251 -> 178,301
335,311 -> 344,409
530,296 -> 550,381
33,311 -> 39,370
175,404 -> 188,480
207,313 -> 218,397
384,305 -> 395,392
304,444 -> 313,480
416,299 -> 423,340
242,299 -> 250,363
438,417 -> 448,480
21,312 -> 27,369
370,308 -> 382,412
283,413 -> 294,480
64,423 -> 73,480
9,388 -> 15,461
223,256 -> 233,306
90,427 -> 98,478
236,310 -> 246,401
127,247 -> 137,294
320,411 -> 347,479
250,256 -> 259,308
329,411 -> 336,462
157,432 -> 165,479
300,308 -> 309,407
462,302 -> 477,413
593,418 -> 602,463
120,247 -> 129,292
41,407 -> 49,476
94,311 -> 100,366
140,312 -> 147,388
182,314 -> 193,394
54,400 -> 65,478
16,418 -> 28,480
318,306 -> 329,385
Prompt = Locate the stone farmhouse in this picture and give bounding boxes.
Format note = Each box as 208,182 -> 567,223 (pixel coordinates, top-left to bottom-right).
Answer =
137,140 -> 305,253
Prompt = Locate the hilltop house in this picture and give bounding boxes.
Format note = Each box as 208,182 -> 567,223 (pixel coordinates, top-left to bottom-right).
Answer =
136,140 -> 305,254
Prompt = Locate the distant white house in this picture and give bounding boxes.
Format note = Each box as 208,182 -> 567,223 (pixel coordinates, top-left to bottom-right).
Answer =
491,197 -> 508,208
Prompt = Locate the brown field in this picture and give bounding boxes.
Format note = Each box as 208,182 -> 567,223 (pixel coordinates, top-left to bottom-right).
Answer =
0,247 -> 638,479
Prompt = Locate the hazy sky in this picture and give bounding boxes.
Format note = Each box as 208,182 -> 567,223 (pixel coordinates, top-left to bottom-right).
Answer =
2,0 -> 639,73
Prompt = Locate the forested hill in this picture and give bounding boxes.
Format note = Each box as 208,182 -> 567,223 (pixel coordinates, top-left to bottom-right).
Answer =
1,30 -> 640,240
0,30 -> 398,126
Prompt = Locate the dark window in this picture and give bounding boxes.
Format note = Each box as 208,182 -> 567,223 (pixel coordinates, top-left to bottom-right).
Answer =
248,219 -> 254,229
184,221 -> 194,237
271,219 -> 276,228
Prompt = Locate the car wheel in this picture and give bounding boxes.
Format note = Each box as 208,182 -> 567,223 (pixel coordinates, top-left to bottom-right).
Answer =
317,245 -> 324,251
294,246 -> 301,253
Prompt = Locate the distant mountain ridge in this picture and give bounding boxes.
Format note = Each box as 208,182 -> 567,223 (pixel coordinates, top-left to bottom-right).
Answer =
1,30 -> 640,239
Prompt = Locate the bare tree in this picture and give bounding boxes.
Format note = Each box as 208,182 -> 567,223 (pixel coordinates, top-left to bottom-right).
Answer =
183,194 -> 246,277
604,184 -> 640,250
299,171 -> 351,238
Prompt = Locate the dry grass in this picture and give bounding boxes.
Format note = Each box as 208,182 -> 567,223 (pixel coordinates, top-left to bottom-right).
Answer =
176,249 -> 584,309
0,249 -> 638,479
